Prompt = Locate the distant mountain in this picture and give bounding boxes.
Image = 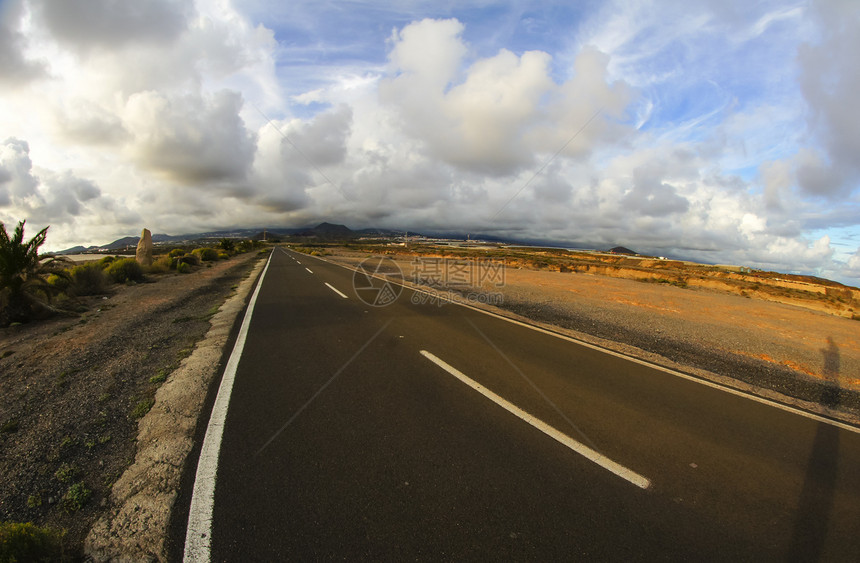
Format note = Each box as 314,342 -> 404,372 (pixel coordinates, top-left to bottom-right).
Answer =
608,246 -> 637,255
55,245 -> 94,254
293,222 -> 357,239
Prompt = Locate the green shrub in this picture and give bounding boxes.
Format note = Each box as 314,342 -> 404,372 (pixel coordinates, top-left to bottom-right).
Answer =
237,239 -> 258,253
168,248 -> 186,258
178,254 -> 200,267
176,262 -> 191,274
69,262 -> 109,296
46,273 -> 70,291
61,482 -> 90,513
97,256 -> 116,268
191,247 -> 219,262
217,251 -> 229,260
146,256 -> 171,274
106,258 -> 144,284
219,238 -> 235,253
54,463 -> 78,483
0,521 -> 67,562
130,398 -> 154,419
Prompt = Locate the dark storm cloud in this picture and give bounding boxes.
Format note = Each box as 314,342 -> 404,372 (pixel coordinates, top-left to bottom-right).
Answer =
795,0 -> 860,197
0,2 -> 46,86
126,90 -> 257,186
31,0 -> 192,51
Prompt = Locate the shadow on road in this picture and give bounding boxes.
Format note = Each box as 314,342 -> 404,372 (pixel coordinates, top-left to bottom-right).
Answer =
788,337 -> 841,561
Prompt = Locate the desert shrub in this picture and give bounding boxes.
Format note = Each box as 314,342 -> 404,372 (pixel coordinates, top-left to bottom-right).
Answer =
178,254 -> 200,266
217,251 -> 229,260
176,262 -> 191,274
146,256 -> 172,274
61,482 -> 90,513
219,238 -> 235,253
105,258 -> 144,284
192,247 -> 219,262
168,248 -> 186,258
97,256 -> 116,268
68,262 -> 109,296
236,239 -> 258,253
0,521 -> 67,562
46,273 -> 70,292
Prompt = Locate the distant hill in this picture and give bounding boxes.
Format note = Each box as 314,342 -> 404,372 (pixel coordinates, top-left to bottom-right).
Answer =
295,222 -> 357,239
608,246 -> 637,255
54,245 -> 96,254
58,233 -> 174,254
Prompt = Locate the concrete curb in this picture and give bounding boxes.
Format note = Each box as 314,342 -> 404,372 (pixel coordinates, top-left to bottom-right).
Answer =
84,256 -> 267,562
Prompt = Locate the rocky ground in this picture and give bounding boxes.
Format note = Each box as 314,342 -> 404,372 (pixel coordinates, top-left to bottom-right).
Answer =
0,251 -> 262,559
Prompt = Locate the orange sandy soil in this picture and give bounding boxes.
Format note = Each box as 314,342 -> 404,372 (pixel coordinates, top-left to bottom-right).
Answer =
498,267 -> 859,386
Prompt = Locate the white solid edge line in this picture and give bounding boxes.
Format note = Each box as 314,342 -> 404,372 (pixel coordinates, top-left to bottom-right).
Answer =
305,267 -> 313,274
457,305 -> 860,434
183,250 -> 274,562
292,250 -> 859,434
283,247 -> 860,432
325,282 -> 348,299
420,350 -> 651,490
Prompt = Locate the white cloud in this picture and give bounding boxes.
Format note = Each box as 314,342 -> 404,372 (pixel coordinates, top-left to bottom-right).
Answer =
123,89 -> 257,186
0,137 -> 139,245
0,2 -> 857,285
380,19 -> 630,176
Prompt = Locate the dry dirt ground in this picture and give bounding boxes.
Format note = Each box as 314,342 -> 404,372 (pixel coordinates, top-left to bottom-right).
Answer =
323,247 -> 860,422
0,251 -> 261,559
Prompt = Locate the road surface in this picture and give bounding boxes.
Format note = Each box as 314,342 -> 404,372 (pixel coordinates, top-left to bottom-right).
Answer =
177,247 -> 860,561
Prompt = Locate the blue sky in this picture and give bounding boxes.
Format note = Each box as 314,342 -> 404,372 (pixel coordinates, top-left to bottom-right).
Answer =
1,0 -> 859,284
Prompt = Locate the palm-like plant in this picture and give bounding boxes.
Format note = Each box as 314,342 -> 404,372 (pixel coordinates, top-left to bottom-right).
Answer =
0,220 -> 65,324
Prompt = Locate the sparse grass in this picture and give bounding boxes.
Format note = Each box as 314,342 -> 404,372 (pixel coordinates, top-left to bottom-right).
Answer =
26,494 -> 41,508
61,482 -> 91,513
0,419 -> 18,433
0,521 -> 68,562
149,370 -> 168,384
130,398 -> 154,419
54,463 -> 78,483
1,350 -> 14,359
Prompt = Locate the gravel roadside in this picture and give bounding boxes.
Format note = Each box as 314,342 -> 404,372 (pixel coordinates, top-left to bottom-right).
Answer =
0,251 -> 263,560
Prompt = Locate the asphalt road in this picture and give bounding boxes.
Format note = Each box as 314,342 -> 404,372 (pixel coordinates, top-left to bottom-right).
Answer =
179,247 -> 860,561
